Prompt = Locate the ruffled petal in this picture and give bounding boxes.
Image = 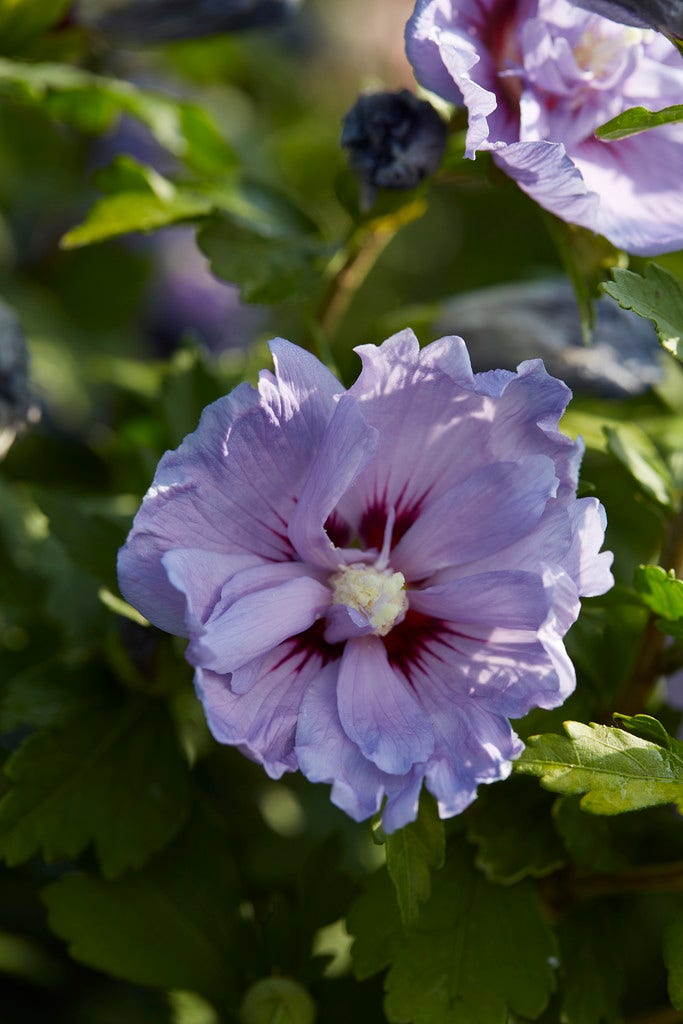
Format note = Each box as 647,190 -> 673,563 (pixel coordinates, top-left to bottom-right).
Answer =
409,570 -> 550,631
339,331 -> 492,533
296,662 -> 388,822
194,637 -> 327,778
161,549 -> 262,635
118,340 -> 343,632
393,456 -> 558,579
288,394 -> 378,569
493,140 -> 601,228
190,566 -> 331,673
295,661 -> 425,831
572,132 -> 683,256
337,636 -> 434,774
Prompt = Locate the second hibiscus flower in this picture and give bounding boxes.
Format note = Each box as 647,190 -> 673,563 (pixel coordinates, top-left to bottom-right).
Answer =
406,0 -> 683,255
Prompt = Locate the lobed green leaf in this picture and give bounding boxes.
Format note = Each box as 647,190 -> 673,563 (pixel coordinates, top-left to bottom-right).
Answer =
42,802 -> 241,1001
0,697 -> 190,876
515,721 -> 683,814
349,843 -> 557,1024
602,263 -> 683,362
385,791 -> 445,924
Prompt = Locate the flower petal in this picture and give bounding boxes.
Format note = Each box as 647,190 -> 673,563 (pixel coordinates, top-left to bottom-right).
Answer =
296,662 -> 387,821
295,661 -> 425,829
337,635 -> 434,774
287,394 -> 378,568
190,568 -> 331,674
393,456 -> 558,579
410,570 -> 550,631
494,140 -> 601,229
161,548 -> 262,634
118,339 -> 342,632
339,331 -> 490,534
194,638 -> 326,778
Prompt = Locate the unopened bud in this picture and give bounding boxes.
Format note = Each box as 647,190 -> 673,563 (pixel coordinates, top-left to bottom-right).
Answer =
341,90 -> 447,208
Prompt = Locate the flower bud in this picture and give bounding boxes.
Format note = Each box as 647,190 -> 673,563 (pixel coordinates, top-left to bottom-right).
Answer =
341,90 -> 447,207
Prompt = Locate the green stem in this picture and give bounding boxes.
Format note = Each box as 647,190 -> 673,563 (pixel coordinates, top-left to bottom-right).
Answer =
613,503 -> 683,716
312,197 -> 427,359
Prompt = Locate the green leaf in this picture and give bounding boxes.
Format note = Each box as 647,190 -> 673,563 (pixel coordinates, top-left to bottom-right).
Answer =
198,214 -> 320,304
32,490 -> 126,591
0,58 -> 236,174
0,697 -> 190,877
515,721 -> 683,814
604,423 -> 674,508
240,979 -> 316,1024
552,797 -> 629,874
612,713 -> 674,750
42,802 -> 241,1001
0,0 -> 70,52
634,565 -> 683,625
347,869 -> 402,982
385,792 -> 445,924
557,906 -> 624,1023
0,658 -> 102,732
383,844 -> 557,1024
467,776 -> 567,884
664,915 -> 683,1010
596,104 -> 683,141
602,264 -> 683,362
62,190 -> 214,249
94,155 -> 178,197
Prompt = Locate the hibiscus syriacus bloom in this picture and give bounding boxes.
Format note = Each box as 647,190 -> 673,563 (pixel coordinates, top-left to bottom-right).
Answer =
405,0 -> 683,255
118,332 -> 613,830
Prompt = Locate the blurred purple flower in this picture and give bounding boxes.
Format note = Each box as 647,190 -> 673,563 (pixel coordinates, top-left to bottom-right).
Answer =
569,0 -> 683,38
118,331 -> 613,830
406,0 -> 683,255
75,0 -> 300,42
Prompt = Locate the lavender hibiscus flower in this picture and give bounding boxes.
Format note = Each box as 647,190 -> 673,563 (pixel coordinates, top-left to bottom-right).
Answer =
405,0 -> 683,255
118,332 -> 613,830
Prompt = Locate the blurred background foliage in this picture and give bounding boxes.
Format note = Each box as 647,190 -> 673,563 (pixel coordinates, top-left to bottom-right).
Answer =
1,1 -> 683,1022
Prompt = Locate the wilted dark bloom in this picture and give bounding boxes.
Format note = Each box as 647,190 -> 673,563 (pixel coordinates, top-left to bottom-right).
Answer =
75,0 -> 300,42
118,331 -> 612,831
341,90 -> 447,206
406,0 -> 683,254
0,302 -> 36,459
435,279 -> 662,397
569,0 -> 683,37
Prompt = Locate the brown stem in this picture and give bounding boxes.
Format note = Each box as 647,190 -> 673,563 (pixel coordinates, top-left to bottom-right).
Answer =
626,1007 -> 683,1024
574,860 -> 683,900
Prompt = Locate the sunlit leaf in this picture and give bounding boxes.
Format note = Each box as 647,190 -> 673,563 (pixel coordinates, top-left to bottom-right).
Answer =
596,104 -> 683,141
515,721 -> 683,814
602,264 -> 683,362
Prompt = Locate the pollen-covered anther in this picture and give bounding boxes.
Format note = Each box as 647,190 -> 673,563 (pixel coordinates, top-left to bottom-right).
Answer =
330,563 -> 408,637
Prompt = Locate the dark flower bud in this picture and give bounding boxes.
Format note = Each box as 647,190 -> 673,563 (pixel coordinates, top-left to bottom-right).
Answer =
74,0 -> 300,43
0,302 -> 37,459
569,0 -> 683,38
341,90 -> 447,208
